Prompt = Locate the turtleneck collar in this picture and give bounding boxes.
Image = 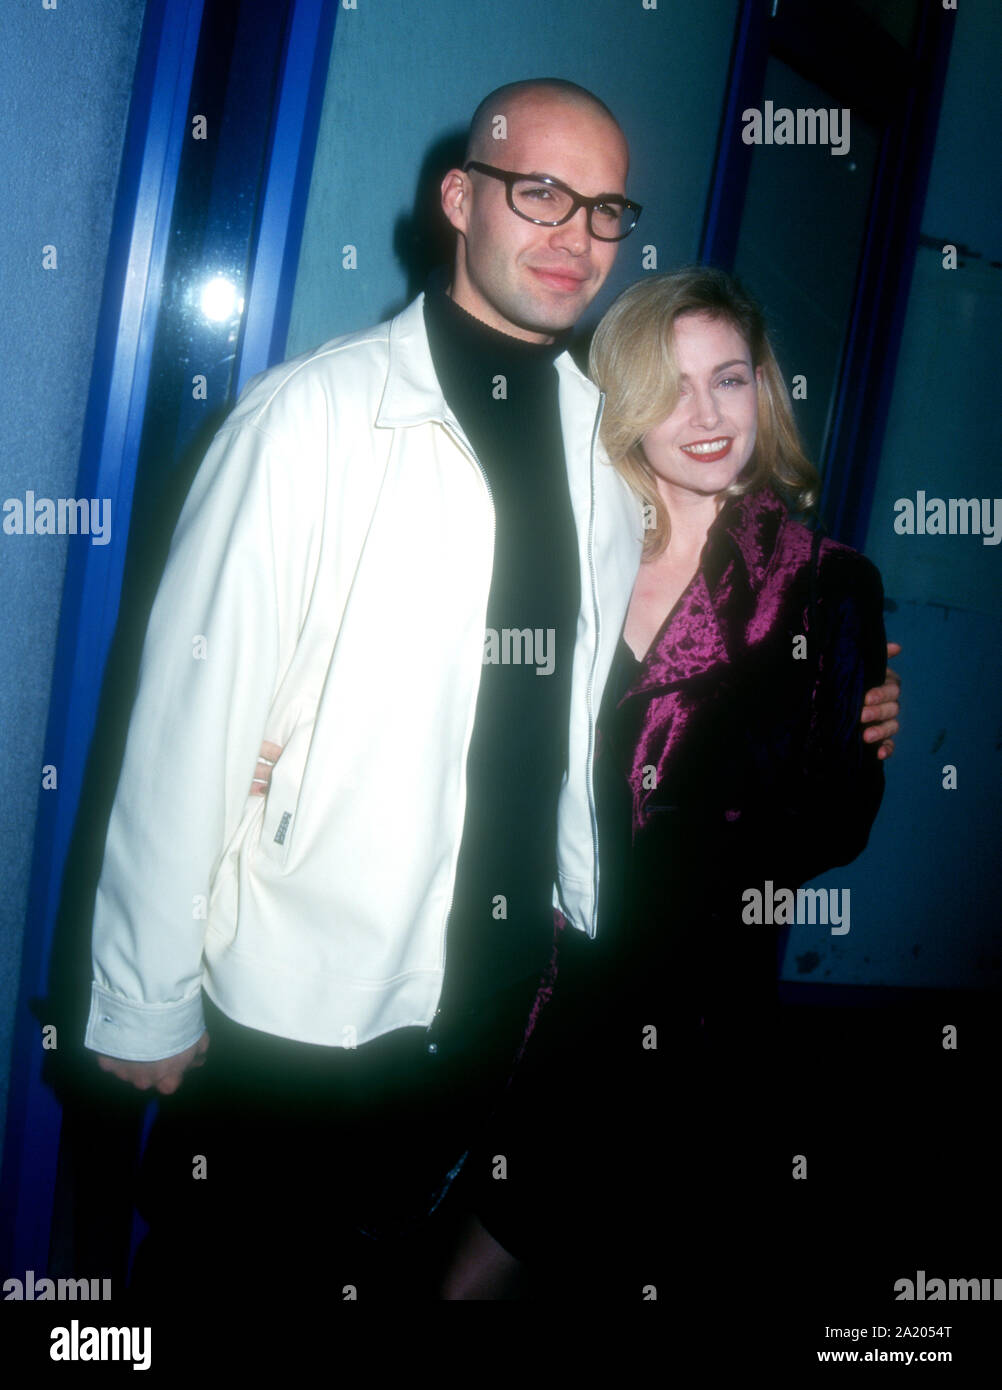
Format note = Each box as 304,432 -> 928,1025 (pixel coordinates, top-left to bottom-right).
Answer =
423,266 -> 569,367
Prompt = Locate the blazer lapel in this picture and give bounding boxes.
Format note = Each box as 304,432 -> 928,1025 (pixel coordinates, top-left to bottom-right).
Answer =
628,565 -> 733,696
615,490 -> 790,828
625,488 -> 791,699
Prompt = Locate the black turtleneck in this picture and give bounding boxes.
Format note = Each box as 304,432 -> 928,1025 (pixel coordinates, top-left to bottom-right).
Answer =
423,279 -> 581,1016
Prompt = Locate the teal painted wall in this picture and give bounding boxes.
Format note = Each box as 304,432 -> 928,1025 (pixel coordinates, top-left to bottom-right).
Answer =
0,1 -> 146,1151
781,0 -> 1002,989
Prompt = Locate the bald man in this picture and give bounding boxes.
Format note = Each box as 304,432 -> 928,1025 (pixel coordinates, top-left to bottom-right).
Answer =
87,79 -> 899,1299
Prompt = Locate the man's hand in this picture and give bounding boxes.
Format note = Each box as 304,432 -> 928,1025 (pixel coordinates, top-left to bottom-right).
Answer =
250,740 -> 283,796
861,641 -> 901,760
96,1031 -> 210,1096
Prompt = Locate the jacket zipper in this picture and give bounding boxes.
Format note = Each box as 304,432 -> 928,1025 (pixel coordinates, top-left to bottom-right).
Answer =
426,418 -> 496,1047
584,393 -> 604,938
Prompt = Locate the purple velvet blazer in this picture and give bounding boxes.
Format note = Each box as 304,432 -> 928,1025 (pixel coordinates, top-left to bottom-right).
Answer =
595,486 -> 886,1002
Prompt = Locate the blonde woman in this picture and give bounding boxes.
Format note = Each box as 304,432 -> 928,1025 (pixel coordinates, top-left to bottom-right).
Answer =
444,266 -> 894,1299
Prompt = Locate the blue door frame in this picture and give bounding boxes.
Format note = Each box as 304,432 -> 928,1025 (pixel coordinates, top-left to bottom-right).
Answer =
700,0 -> 955,552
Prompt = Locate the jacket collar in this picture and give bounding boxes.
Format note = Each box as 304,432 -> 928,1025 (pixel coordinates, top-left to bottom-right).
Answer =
626,488 -> 791,695
703,484 -> 788,594
376,293 -> 451,429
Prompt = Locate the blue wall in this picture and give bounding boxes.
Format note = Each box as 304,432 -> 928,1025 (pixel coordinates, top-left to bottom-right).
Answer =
780,0 -> 1002,989
0,3 -> 146,1149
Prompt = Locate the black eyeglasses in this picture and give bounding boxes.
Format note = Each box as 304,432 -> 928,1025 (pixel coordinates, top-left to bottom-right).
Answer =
464,161 -> 642,242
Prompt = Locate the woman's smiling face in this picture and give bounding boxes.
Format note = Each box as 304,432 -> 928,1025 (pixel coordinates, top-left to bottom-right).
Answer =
640,312 -> 761,504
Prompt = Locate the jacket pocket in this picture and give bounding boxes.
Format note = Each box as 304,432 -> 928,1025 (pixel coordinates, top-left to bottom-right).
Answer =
206,792 -> 265,945
256,714 -> 316,868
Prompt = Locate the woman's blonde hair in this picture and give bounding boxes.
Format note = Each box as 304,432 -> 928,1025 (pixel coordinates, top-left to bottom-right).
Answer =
588,266 -> 820,557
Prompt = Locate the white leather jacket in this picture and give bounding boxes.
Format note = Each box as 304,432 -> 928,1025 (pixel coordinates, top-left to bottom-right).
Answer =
85,293 -> 643,1058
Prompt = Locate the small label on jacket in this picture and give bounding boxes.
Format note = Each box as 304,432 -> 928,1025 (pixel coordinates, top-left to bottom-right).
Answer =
274,811 -> 292,845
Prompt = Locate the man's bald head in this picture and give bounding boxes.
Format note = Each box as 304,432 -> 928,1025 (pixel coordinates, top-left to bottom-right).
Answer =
464,79 -> 628,171
442,79 -> 631,341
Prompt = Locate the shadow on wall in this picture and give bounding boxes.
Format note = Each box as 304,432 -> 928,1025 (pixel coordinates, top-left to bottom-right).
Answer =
382,130 -> 466,321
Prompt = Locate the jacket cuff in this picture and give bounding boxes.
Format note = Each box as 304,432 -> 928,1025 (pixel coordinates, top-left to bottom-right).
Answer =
84,984 -> 206,1061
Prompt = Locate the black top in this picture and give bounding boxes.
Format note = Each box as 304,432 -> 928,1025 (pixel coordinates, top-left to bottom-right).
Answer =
423,278 -> 581,1016
592,634 -> 643,961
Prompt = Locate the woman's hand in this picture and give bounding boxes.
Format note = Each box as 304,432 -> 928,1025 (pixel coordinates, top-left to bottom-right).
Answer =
249,740 -> 283,795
